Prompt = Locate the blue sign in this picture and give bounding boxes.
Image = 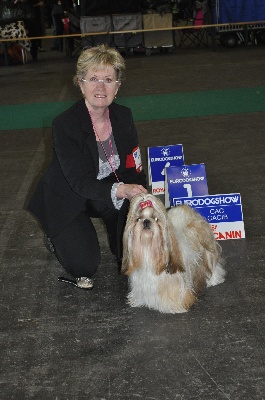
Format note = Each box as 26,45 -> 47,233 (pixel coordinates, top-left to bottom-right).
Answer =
165,164 -> 208,207
171,193 -> 245,240
213,0 -> 265,24
148,144 -> 184,195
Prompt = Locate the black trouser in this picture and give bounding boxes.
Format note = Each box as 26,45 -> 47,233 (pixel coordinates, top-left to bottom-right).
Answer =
52,13 -> 64,51
51,202 -> 124,278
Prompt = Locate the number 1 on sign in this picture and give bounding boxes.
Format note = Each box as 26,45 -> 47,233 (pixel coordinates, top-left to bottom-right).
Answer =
183,183 -> 192,197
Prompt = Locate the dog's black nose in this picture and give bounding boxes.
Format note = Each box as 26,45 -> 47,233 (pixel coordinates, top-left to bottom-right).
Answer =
143,219 -> 150,229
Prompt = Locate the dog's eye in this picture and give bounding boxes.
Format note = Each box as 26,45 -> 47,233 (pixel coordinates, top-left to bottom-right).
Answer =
137,218 -> 141,222
154,217 -> 158,222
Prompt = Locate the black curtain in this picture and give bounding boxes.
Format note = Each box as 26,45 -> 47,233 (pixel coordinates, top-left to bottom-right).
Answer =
80,0 -> 111,16
80,0 -> 141,16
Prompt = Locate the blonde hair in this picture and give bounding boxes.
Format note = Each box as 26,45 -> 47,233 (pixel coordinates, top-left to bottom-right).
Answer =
73,44 -> 126,86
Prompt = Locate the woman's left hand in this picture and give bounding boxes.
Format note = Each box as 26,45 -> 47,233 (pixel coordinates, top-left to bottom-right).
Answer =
116,184 -> 148,201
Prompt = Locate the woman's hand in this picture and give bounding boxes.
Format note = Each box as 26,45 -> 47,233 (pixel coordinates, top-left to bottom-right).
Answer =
116,184 -> 148,201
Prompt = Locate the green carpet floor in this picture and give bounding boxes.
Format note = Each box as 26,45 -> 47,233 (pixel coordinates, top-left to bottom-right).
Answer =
1,86 -> 265,131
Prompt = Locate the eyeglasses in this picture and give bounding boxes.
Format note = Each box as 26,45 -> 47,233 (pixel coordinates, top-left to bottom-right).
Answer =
81,77 -> 119,86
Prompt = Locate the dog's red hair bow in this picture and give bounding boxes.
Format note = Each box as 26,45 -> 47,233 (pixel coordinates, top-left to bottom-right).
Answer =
140,200 -> 153,209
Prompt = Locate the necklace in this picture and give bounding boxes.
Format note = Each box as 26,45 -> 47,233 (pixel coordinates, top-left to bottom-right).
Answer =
88,108 -> 120,183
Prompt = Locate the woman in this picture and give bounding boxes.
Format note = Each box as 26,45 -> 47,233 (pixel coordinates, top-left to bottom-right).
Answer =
27,45 -> 147,290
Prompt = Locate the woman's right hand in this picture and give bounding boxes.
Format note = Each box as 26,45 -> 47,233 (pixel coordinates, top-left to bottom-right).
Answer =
116,183 -> 148,201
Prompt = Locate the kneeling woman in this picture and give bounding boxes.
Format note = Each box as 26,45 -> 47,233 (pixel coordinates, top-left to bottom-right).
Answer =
27,45 -> 147,290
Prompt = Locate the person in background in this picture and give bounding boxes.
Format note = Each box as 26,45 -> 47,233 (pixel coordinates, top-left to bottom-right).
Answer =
27,45 -> 147,290
48,0 -> 74,51
12,0 -> 44,60
35,0 -> 46,51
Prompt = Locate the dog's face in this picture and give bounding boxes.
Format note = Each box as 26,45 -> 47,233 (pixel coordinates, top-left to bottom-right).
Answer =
122,194 -> 185,276
129,196 -> 167,246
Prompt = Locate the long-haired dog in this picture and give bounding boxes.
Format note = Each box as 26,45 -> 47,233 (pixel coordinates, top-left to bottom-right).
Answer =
121,194 -> 226,313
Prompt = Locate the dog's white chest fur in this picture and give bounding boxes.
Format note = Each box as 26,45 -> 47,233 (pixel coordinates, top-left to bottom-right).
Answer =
128,267 -> 188,314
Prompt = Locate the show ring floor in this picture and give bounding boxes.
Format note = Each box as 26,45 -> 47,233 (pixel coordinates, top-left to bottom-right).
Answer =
0,45 -> 264,399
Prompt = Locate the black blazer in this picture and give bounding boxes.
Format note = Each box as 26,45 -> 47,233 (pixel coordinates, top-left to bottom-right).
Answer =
27,100 -> 147,237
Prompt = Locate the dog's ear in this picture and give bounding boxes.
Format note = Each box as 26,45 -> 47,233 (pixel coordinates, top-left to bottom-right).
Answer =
121,219 -> 141,276
121,258 -> 130,276
121,227 -> 132,275
121,248 -> 134,276
166,222 -> 185,274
